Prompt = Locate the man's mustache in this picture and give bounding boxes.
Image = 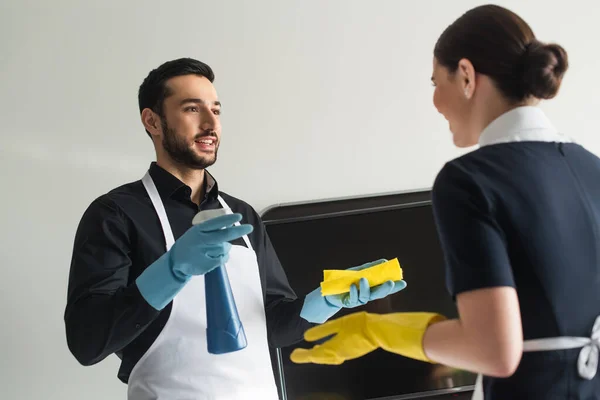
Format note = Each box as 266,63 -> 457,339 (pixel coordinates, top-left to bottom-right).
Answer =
194,131 -> 218,140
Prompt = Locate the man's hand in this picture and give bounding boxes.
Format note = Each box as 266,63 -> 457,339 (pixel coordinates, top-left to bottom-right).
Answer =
171,213 -> 253,278
299,259 -> 407,324
136,213 -> 253,310
325,259 -> 407,308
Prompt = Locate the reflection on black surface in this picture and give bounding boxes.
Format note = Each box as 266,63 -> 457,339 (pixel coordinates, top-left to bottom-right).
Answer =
266,204 -> 477,399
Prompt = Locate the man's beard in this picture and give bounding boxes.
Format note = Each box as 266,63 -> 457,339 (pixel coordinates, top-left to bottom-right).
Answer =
161,120 -> 218,170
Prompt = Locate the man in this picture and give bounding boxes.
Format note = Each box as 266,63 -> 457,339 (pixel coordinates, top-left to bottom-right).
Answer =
64,58 -> 405,399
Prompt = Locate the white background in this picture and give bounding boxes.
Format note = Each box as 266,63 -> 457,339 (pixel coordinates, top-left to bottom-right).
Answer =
1,1 -> 599,399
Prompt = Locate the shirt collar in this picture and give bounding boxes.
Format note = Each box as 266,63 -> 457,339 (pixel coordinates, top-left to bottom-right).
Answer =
478,106 -> 573,147
148,162 -> 219,202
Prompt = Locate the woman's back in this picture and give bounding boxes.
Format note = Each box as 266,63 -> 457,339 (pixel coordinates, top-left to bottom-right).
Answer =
287,5 -> 599,399
445,132 -> 600,398
429,4 -> 600,398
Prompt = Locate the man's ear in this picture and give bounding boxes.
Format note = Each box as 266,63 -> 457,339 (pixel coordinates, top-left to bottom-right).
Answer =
457,58 -> 476,100
141,108 -> 161,138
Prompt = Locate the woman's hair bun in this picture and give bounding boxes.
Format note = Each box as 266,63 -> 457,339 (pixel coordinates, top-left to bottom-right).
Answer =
522,40 -> 569,99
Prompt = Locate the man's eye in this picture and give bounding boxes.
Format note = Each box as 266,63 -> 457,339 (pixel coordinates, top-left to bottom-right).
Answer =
185,107 -> 199,112
213,109 -> 221,115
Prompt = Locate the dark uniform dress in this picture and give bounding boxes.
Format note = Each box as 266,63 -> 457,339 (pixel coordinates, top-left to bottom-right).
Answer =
431,106 -> 600,399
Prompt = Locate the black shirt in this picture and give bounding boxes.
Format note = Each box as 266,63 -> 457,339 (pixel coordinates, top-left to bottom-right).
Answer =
432,142 -> 600,399
64,162 -> 312,383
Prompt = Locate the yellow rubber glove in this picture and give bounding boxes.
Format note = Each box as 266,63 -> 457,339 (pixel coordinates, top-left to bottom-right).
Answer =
290,311 -> 446,365
320,258 -> 403,296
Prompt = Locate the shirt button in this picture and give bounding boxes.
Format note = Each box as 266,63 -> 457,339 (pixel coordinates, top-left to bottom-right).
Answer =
135,323 -> 141,329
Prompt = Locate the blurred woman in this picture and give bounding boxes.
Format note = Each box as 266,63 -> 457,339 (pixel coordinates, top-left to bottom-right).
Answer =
291,5 -> 600,399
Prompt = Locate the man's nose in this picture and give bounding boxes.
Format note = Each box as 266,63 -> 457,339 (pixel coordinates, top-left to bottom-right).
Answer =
200,109 -> 218,131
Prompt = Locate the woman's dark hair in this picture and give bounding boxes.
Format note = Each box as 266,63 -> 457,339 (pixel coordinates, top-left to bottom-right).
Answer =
434,5 -> 568,102
138,58 -> 215,137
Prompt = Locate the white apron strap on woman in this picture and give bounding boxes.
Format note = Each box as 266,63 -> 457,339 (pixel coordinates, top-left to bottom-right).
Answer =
471,374 -> 484,400
471,314 -> 600,399
522,315 -> 600,380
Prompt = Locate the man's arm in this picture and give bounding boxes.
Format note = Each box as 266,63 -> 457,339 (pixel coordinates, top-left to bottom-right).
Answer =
242,204 -> 314,348
258,224 -> 315,348
64,197 -> 160,366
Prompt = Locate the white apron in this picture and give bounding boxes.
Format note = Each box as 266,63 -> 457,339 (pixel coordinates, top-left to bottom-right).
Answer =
127,172 -> 280,400
471,315 -> 600,399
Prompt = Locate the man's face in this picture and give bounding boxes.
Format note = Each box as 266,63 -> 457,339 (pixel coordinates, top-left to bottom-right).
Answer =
159,74 -> 222,169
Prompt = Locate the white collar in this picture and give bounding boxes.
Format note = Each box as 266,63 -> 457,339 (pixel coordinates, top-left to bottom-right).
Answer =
478,106 -> 573,147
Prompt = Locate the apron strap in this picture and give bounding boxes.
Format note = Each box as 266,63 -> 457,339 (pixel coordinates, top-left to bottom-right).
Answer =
141,172 -> 253,253
523,337 -> 592,351
523,315 -> 599,380
473,316 -> 600,399
471,374 -> 484,400
142,172 -> 175,251
217,195 -> 253,250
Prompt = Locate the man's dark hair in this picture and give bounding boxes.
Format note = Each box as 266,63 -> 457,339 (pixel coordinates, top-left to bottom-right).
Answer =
138,58 -> 215,137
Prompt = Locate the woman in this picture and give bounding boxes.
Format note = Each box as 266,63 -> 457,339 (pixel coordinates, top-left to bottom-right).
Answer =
290,4 -> 600,399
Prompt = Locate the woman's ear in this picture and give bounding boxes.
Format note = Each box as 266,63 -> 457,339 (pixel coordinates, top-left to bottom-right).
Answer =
457,58 -> 476,100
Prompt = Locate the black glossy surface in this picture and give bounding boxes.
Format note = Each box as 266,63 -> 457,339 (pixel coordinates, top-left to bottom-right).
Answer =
263,193 -> 477,400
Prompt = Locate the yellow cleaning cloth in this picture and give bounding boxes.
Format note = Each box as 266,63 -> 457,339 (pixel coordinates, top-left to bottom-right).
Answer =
320,258 -> 403,296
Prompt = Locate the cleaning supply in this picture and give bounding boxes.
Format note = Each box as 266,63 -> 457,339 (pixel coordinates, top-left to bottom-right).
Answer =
299,259 -> 407,324
290,311 -> 447,365
320,258 -> 403,296
136,213 -> 252,311
193,208 -> 248,355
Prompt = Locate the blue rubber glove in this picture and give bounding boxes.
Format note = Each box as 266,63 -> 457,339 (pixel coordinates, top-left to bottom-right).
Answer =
136,213 -> 253,310
300,259 -> 407,324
